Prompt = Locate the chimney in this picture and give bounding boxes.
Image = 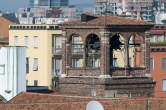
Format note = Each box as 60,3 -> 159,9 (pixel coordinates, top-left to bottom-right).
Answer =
137,11 -> 141,21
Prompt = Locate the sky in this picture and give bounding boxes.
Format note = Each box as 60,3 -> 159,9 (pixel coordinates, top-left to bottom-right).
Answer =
0,0 -> 94,12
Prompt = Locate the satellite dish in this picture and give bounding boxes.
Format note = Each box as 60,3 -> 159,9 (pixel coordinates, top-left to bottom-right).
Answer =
86,101 -> 104,110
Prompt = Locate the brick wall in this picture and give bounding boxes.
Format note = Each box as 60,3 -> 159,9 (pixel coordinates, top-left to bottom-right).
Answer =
59,76 -> 155,97
1,98 -> 166,110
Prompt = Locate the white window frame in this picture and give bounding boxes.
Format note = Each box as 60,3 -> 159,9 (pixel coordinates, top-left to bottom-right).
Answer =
52,58 -> 62,76
33,58 -> 38,71
24,36 -> 28,47
72,58 -> 80,68
34,36 -> 38,48
53,35 -> 62,49
14,36 -> 19,46
162,79 -> 166,91
55,36 -> 62,48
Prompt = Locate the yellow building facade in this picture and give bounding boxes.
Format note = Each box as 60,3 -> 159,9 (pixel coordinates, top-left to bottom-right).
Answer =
9,24 -> 62,87
9,24 -> 136,89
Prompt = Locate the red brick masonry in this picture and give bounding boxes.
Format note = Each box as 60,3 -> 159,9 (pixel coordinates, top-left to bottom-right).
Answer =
0,92 -> 166,110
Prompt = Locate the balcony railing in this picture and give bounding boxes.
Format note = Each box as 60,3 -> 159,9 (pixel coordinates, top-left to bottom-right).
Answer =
72,44 -> 84,55
72,48 -> 84,54
52,48 -> 62,55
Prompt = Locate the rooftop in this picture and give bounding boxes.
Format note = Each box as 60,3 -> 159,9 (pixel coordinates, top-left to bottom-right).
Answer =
63,13 -> 154,26
0,92 -> 166,110
0,16 -> 14,38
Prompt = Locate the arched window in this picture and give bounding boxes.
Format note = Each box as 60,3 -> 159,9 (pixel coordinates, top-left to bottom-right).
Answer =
85,34 -> 100,68
129,34 -> 144,67
69,34 -> 84,68
109,33 -> 125,67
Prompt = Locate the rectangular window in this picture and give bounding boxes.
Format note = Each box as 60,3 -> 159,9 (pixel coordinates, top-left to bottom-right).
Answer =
55,37 -> 61,48
113,58 -> 118,67
34,80 -> 38,86
150,58 -> 154,70
14,36 -> 18,46
162,79 -> 166,91
73,36 -> 80,44
162,58 -> 166,70
150,36 -> 155,42
34,36 -> 38,48
157,35 -> 162,42
53,36 -> 62,48
26,58 -> 29,73
52,58 -> 62,76
24,36 -> 28,47
72,58 -> 80,68
33,58 -> 38,71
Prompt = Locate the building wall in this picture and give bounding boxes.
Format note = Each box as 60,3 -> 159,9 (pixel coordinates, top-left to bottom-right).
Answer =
9,25 -> 62,87
149,25 -> 166,97
150,46 -> 166,97
0,47 -> 26,101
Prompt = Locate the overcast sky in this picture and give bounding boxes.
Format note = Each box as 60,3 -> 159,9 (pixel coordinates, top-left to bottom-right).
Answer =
0,0 -> 94,12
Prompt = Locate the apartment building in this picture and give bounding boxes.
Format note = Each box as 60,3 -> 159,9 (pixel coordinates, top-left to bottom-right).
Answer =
9,24 -> 62,88
149,24 -> 166,97
95,0 -> 165,22
29,0 -> 69,8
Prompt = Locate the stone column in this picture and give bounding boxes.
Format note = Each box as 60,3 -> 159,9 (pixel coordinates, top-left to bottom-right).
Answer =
100,31 -> 110,75
124,43 -> 129,68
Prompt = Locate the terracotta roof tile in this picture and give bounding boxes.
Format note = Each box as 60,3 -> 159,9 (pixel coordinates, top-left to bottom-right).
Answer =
63,13 -> 154,26
1,92 -> 164,110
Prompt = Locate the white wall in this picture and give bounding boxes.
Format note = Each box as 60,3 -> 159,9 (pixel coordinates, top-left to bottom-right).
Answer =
0,47 -> 26,101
